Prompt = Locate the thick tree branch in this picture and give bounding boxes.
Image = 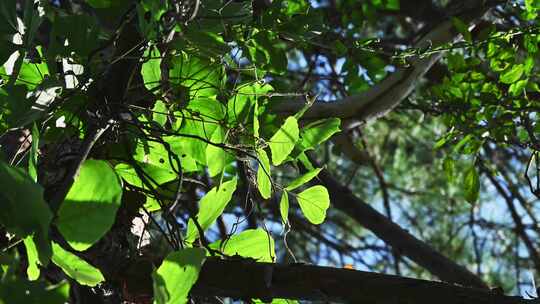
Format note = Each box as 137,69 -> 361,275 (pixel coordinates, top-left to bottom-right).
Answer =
313,163 -> 488,288
189,259 -> 529,303
272,0 -> 492,129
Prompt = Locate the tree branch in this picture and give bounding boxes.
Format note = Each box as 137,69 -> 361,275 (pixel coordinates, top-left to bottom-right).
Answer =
313,162 -> 488,288
271,0 -> 492,129
189,259 -> 529,303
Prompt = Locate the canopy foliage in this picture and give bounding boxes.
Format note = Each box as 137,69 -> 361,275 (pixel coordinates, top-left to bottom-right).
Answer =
1,0 -> 540,303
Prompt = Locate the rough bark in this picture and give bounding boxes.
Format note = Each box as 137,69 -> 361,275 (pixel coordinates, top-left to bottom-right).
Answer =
188,259 -> 530,303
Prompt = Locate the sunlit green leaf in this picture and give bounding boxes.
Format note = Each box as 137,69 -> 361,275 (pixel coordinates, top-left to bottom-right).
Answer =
256,149 -> 272,199
169,52 -> 223,99
51,242 -> 104,287
299,118 -> 341,152
209,229 -> 275,262
56,159 -> 123,251
142,47 -> 162,91
227,81 -> 272,124
285,168 -> 322,191
185,179 -> 238,242
169,110 -> 218,165
296,185 -> 330,225
28,123 -> 39,181
17,57 -> 49,89
152,100 -> 168,126
500,64 -> 524,84
187,97 -> 226,122
206,126 -> 233,177
153,248 -> 206,304
115,162 -> 177,189
269,116 -> 299,165
24,236 -> 40,280
279,191 -> 289,224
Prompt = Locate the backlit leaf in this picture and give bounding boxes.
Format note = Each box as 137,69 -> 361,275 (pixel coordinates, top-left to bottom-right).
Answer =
141,48 -> 162,91
296,185 -> 330,225
153,248 -> 207,304
256,149 -> 272,199
206,126 -> 233,177
279,191 -> 289,224
56,160 -> 123,251
500,64 -> 524,84
209,229 -> 275,262
285,168 -> 322,191
51,242 -> 104,287
185,179 -> 238,242
269,116 -> 299,165
299,118 -> 341,152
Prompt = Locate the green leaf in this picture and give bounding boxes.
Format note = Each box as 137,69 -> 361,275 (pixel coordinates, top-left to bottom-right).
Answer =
0,279 -> 70,304
169,52 -> 223,99
256,149 -> 272,199
0,85 -> 38,131
526,0 -> 540,19
452,17 -> 472,43
153,248 -> 207,304
464,166 -> 480,204
28,123 -> 39,182
385,0 -> 399,10
296,185 -> 330,225
508,79 -> 528,96
56,159 -> 123,251
170,110 -> 218,165
0,160 -> 52,265
17,56 -> 50,89
500,64 -> 524,84
282,0 -> 309,15
299,118 -> 341,152
142,47 -> 162,91
115,162 -> 177,189
24,236 -> 40,280
152,100 -> 168,126
187,97 -> 226,122
285,168 -> 322,191
49,14 -> 100,59
254,100 -> 260,138
227,81 -> 272,124
269,116 -> 299,165
0,0 -> 17,37
51,242 -> 104,287
443,157 -> 455,182
279,191 -> 289,224
185,179 -> 238,242
206,127 -> 233,177
209,229 -> 275,262
297,152 -> 315,170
